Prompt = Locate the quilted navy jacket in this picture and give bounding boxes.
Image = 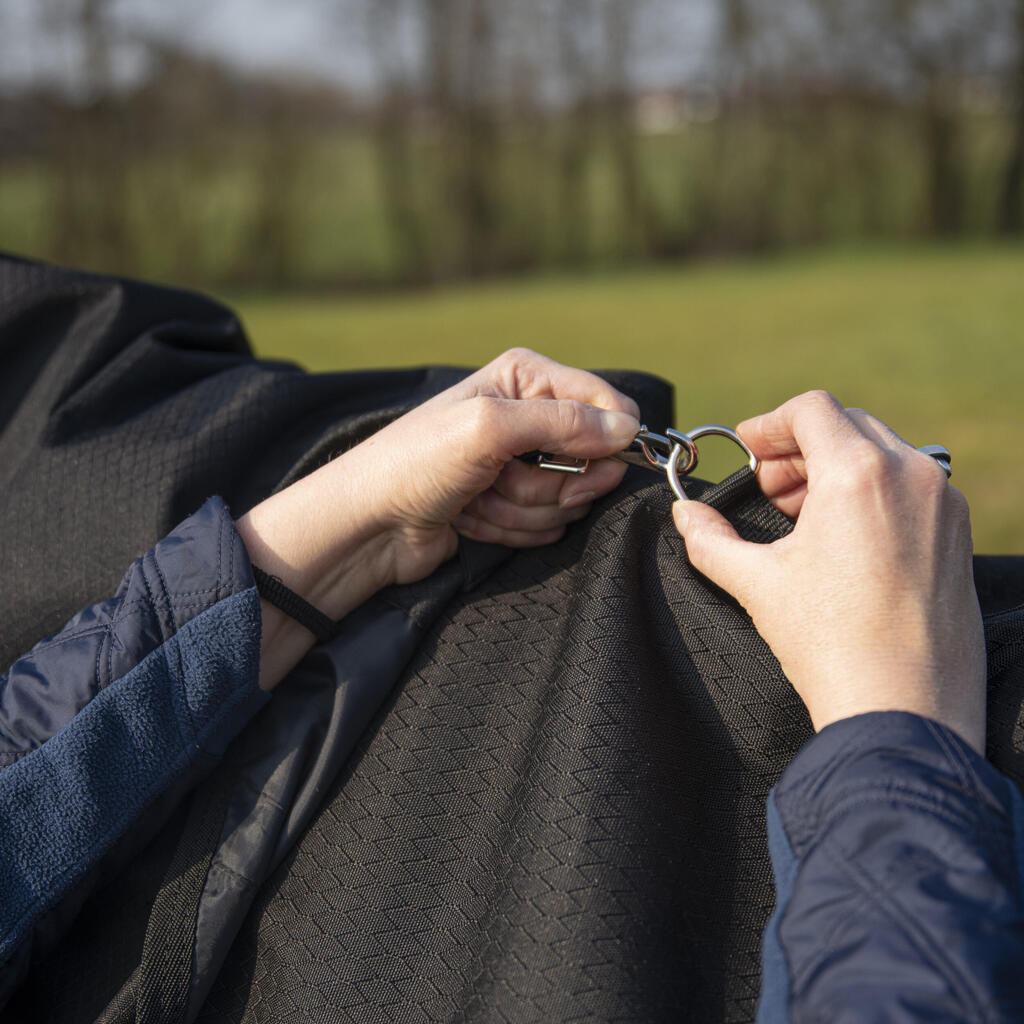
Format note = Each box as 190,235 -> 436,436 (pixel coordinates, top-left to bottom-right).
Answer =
0,497 -> 268,1002
2,498 -> 1024,1020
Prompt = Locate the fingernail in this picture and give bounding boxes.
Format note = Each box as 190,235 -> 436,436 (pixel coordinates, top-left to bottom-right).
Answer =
560,490 -> 595,510
673,501 -> 691,529
601,411 -> 641,445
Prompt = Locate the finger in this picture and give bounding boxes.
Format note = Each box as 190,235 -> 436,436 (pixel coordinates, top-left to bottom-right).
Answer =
673,500 -> 770,607
472,348 -> 642,419
738,390 -> 865,471
557,457 -> 628,508
453,513 -> 567,548
750,454 -> 809,501
469,395 -> 639,463
459,490 -> 591,532
492,458 -> 566,506
758,477 -> 808,520
737,391 -> 873,518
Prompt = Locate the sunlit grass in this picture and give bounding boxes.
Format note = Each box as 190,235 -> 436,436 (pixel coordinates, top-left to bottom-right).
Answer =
228,243 -> 1024,552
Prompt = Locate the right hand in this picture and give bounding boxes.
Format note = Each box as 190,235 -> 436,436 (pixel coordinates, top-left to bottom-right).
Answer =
672,390 -> 986,752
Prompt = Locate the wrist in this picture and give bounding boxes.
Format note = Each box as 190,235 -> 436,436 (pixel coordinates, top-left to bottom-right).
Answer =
236,479 -> 396,619
235,459 -> 398,690
804,677 -> 986,756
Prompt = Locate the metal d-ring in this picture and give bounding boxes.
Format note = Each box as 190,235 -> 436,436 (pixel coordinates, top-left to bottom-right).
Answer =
665,424 -> 759,502
528,421 -> 758,503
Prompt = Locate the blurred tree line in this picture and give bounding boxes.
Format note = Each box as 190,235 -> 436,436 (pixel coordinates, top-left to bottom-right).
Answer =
1,0 -> 1022,289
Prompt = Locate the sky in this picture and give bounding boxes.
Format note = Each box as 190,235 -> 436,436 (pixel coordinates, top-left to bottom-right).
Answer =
0,0 -> 376,93
0,0 -> 718,98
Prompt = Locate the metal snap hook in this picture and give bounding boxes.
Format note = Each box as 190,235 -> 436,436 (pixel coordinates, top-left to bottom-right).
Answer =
527,421 -> 757,504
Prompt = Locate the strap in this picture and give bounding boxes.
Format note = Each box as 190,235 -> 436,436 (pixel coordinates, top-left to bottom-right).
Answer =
251,566 -> 340,645
698,465 -> 794,544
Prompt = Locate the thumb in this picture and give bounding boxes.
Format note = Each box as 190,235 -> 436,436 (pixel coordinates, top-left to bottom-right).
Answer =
673,500 -> 765,605
492,397 -> 640,459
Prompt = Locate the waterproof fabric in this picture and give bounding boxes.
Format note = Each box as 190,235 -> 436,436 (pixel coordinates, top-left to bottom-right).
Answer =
2,255 -> 1024,1023
761,712 -> 1024,1023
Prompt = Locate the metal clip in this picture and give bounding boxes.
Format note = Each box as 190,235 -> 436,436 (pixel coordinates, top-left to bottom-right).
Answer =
526,422 -> 759,502
534,453 -> 589,474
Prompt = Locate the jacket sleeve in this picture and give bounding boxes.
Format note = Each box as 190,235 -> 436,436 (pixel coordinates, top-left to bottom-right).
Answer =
0,496 -> 269,990
758,710 -> 1024,1023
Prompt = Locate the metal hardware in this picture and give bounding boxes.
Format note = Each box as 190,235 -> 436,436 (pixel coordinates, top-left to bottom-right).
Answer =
916,444 -> 952,479
681,424 -> 758,475
662,425 -> 758,501
535,453 -> 590,474
612,427 -> 698,477
528,421 -> 759,501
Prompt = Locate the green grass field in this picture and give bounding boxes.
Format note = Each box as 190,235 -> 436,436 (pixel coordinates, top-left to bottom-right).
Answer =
228,244 -> 1024,553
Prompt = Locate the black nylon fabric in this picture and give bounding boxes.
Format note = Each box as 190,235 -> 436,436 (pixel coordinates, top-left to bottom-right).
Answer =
199,474 -> 805,1023
2,256 -> 1024,1023
195,476 -> 1024,1024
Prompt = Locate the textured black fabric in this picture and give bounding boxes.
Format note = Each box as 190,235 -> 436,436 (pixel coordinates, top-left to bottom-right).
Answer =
3,256 -> 1024,1024
132,774 -> 240,1024
195,484 -> 1024,1024
695,466 -> 794,544
196,476 -> 806,1024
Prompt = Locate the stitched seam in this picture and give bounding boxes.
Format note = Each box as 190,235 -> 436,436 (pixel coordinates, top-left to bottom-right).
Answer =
786,721 -> 989,842
9,599 -> 224,664
789,725 -> 867,815
16,589 -> 227,660
804,829 -> 996,1022
814,880 -> 874,968
93,624 -> 106,695
137,558 -> 165,643
150,549 -> 177,634
208,859 -> 258,887
100,595 -> 222,619
105,621 -> 114,693
811,789 -> 1006,843
16,623 -> 115,659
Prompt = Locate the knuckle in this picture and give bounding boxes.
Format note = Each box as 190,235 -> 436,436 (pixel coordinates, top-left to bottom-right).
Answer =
800,389 -> 842,413
496,346 -> 539,369
914,458 -> 948,498
837,442 -> 892,488
948,485 -> 970,516
515,477 -> 547,505
467,394 -> 500,435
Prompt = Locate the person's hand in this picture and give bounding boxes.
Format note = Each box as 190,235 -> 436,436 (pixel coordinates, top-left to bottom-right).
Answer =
237,348 -> 640,688
672,390 -> 986,752
339,347 -> 640,583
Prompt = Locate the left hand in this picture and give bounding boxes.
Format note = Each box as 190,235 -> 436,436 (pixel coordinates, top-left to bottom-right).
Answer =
237,348 -> 640,687
351,347 -> 641,583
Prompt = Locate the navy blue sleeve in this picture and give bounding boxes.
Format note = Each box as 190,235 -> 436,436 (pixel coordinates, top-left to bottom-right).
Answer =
759,711 -> 1024,1024
0,497 -> 269,987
